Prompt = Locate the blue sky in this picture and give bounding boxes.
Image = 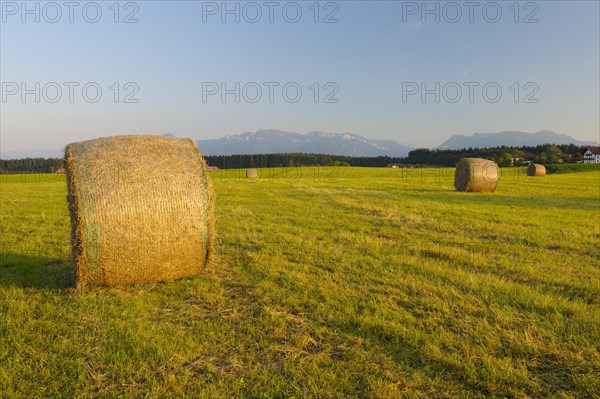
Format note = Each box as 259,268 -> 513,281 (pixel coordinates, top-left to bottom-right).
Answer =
1,0 -> 599,154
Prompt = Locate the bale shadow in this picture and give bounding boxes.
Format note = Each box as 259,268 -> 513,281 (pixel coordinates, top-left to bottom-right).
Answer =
0,253 -> 75,289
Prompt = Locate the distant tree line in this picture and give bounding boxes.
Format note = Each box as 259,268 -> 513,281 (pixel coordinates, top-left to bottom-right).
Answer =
0,158 -> 64,173
403,144 -> 587,167
204,144 -> 588,168
203,154 -> 403,169
0,154 -> 402,173
0,144 -> 591,172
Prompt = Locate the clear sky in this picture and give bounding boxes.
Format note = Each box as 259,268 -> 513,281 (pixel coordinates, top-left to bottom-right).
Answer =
1,0 -> 599,154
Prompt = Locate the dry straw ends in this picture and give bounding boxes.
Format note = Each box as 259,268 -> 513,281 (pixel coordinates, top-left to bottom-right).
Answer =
527,163 -> 546,176
246,168 -> 259,179
65,135 -> 215,288
454,158 -> 500,192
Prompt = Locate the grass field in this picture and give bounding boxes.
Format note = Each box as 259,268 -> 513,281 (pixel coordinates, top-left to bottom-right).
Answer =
1,166 -> 599,398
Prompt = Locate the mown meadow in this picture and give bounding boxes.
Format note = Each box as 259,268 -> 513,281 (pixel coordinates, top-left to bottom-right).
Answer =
1,166 -> 599,398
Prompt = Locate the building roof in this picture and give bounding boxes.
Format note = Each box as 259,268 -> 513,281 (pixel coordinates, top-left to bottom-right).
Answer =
585,146 -> 600,155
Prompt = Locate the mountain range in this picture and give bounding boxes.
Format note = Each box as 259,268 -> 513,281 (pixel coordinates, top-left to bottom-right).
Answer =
196,129 -> 413,157
437,130 -> 598,150
195,129 -> 597,156
1,130 -> 597,159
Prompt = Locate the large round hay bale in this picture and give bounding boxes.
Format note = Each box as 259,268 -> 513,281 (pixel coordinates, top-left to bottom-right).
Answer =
65,135 -> 215,288
246,168 -> 258,179
527,163 -> 546,176
454,158 -> 499,192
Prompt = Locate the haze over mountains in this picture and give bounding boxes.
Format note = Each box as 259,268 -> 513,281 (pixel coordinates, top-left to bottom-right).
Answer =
195,129 -> 597,156
196,129 -> 413,157
1,130 -> 597,159
437,130 -> 598,150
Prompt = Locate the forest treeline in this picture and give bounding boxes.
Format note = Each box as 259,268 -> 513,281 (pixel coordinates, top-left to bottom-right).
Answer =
203,153 -> 401,169
203,144 -> 588,169
0,158 -> 64,173
403,143 -> 587,167
0,144 -> 591,172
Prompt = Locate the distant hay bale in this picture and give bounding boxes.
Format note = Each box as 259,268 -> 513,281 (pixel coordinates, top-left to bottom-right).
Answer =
246,168 -> 258,179
527,163 -> 546,176
65,135 -> 215,288
454,158 -> 499,193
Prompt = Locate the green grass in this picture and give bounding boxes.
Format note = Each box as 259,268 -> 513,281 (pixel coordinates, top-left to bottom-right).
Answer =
1,167 -> 599,398
545,163 -> 600,174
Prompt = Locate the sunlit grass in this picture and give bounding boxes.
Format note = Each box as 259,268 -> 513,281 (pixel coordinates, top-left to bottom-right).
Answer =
1,167 -> 599,398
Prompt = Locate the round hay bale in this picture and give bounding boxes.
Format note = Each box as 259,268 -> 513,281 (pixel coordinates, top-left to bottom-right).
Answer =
246,168 -> 258,179
454,158 -> 499,192
527,163 -> 546,176
65,135 -> 215,288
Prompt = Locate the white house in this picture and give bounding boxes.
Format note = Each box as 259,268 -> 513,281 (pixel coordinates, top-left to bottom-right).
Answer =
583,146 -> 600,163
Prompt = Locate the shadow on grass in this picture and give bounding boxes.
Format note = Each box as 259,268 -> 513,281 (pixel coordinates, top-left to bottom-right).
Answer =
334,318 -> 501,397
0,253 -> 75,289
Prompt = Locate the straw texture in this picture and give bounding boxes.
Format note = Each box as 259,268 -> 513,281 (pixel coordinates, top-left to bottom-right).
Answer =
246,169 -> 259,179
527,163 -> 546,176
454,158 -> 499,192
65,135 -> 215,288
